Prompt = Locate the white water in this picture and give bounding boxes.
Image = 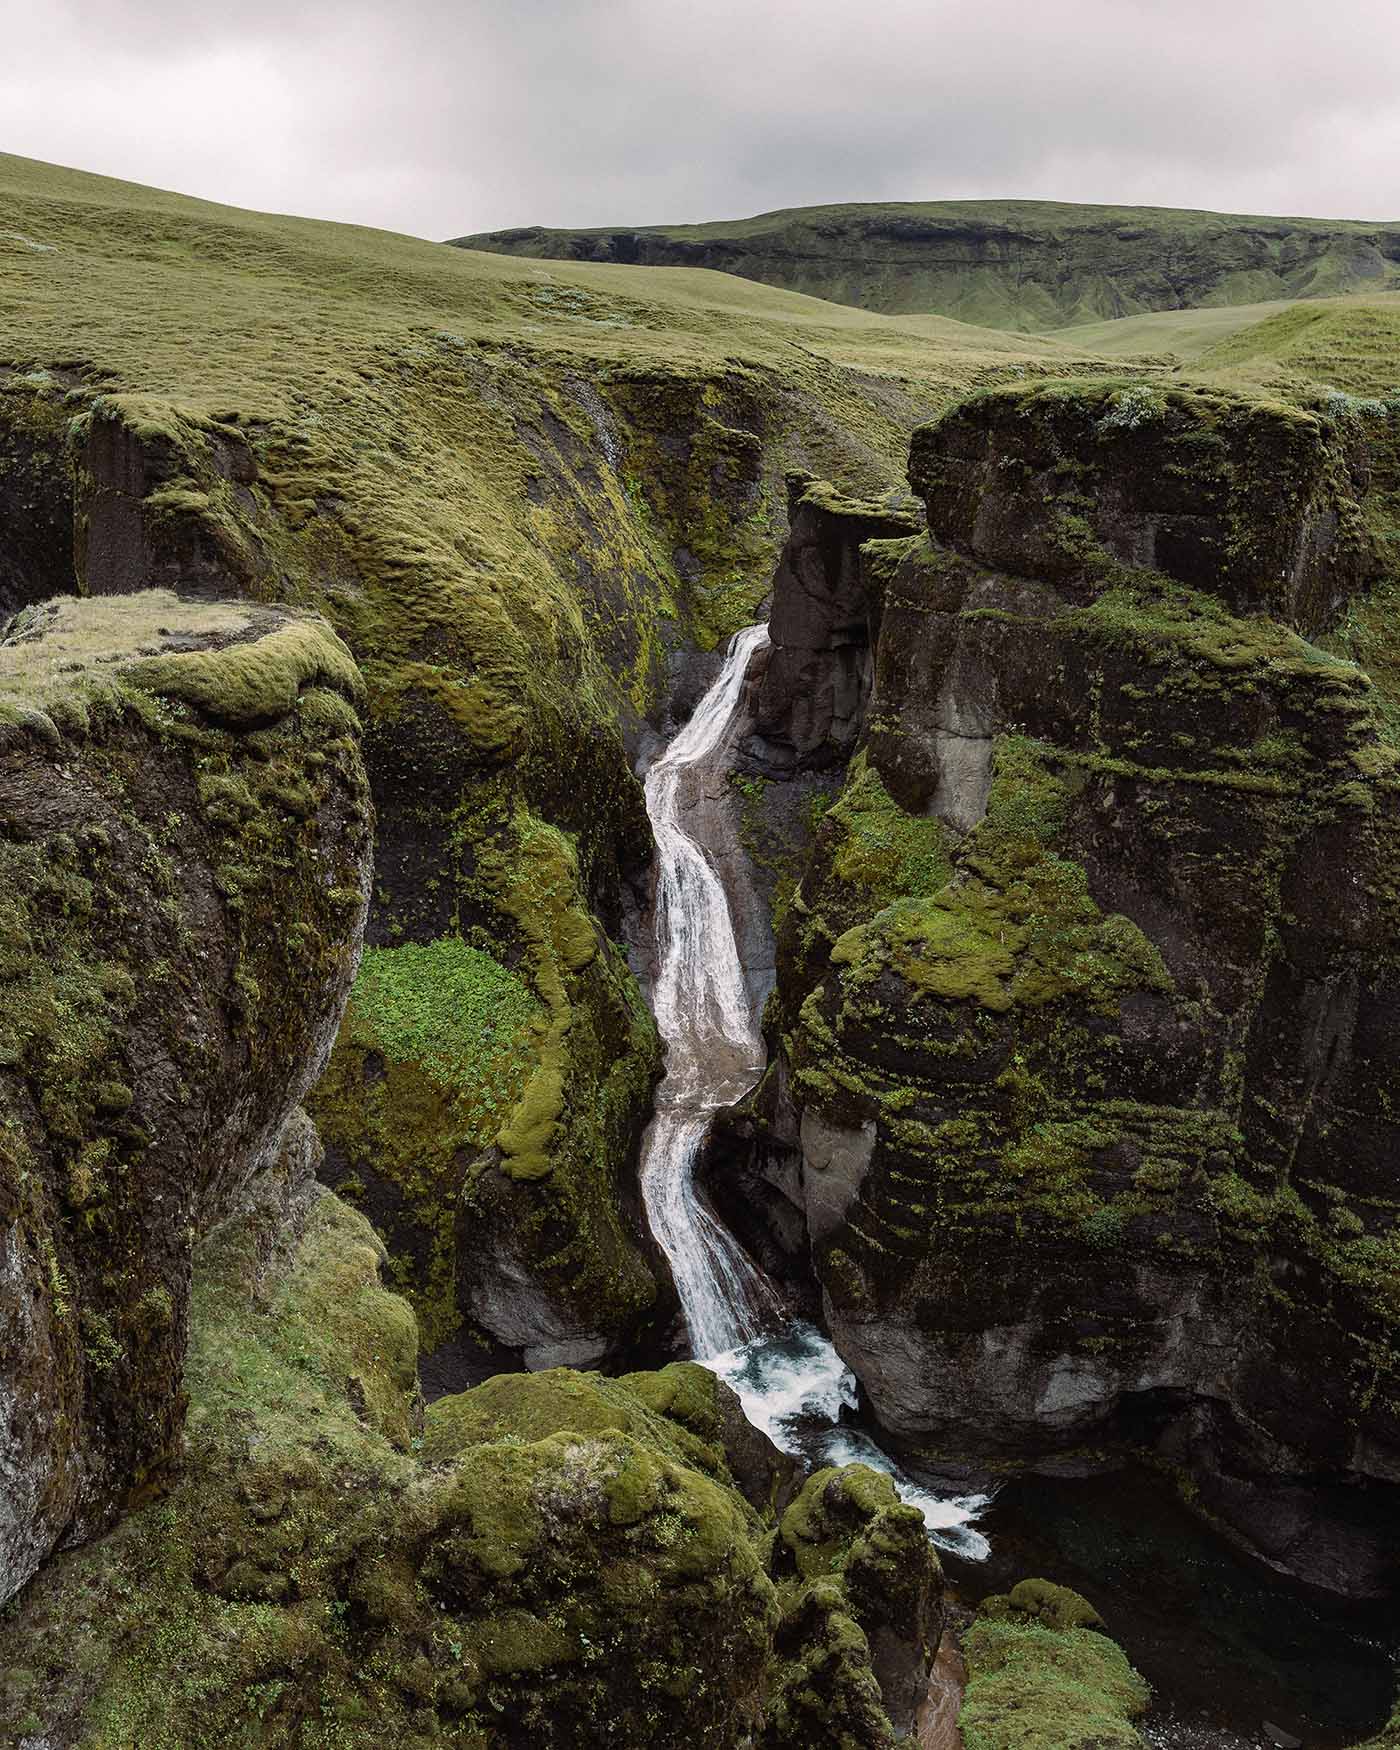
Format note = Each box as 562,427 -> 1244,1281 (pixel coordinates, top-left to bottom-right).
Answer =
637,624 -> 991,1560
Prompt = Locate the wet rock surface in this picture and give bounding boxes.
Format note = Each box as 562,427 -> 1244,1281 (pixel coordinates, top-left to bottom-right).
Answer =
745,386 -> 1400,1600
0,590 -> 372,1606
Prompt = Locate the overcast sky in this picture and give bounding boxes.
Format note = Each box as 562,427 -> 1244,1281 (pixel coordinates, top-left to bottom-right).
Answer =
4,1 -> 1398,238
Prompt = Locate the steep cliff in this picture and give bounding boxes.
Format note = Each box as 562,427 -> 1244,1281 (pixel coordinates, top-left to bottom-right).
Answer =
0,589 -> 372,1606
739,382 -> 1400,1597
454,200 -> 1400,332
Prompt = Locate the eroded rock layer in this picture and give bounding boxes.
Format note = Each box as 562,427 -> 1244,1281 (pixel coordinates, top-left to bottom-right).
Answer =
0,590 -> 372,1605
745,383 -> 1400,1596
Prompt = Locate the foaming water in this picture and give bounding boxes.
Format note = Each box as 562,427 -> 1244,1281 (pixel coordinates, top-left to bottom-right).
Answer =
637,624 -> 989,1559
708,1323 -> 992,1559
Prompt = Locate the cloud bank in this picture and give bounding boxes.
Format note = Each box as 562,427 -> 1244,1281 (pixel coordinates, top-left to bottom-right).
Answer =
3,0 -> 1396,238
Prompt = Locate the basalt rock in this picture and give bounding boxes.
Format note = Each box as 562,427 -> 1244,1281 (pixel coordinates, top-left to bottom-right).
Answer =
752,386 -> 1400,1597
0,589 -> 372,1607
753,472 -> 919,774
908,381 -> 1380,632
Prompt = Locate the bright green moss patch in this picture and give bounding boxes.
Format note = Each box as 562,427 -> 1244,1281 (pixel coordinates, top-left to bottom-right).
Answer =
0,590 -> 361,738
420,1364 -> 727,1488
831,850 -> 1170,1016
824,735 -> 1168,1016
959,1615 -> 1150,1750
827,752 -> 955,902
310,937 -> 544,1343
349,937 -> 540,1111
126,616 -> 364,727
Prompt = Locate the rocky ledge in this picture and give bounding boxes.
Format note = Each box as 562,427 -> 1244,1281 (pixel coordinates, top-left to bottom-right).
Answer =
726,381 -> 1400,1598
0,589 -> 373,1605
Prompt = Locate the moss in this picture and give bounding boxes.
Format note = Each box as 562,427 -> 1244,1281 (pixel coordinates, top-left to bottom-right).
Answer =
978,1578 -> 1106,1634
828,819 -> 1171,1019
421,1365 -> 729,1490
125,616 -> 364,727
959,1612 -> 1150,1750
826,752 -> 956,904
310,798 -> 662,1349
0,1183 -> 796,1749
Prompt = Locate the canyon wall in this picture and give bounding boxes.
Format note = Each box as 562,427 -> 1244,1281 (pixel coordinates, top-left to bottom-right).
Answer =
734,382 -> 1400,1597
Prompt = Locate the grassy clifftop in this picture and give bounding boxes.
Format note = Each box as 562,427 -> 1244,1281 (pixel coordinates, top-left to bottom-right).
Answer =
454,198 -> 1400,332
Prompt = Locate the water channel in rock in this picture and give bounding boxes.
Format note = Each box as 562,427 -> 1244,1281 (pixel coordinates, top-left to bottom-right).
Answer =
637,622 -> 990,1558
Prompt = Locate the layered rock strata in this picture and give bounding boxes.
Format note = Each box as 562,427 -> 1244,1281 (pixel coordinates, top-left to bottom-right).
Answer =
740,382 -> 1400,1596
0,590 -> 373,1606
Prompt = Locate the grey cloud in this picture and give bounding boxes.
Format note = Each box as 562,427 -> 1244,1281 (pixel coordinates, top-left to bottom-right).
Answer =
2,0 -> 1396,238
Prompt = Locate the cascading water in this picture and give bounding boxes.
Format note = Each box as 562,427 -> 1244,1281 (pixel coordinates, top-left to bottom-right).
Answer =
638,623 -> 990,1559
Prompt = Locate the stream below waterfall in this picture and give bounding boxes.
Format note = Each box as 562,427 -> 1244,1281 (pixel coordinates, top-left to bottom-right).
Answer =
637,623 -> 990,1560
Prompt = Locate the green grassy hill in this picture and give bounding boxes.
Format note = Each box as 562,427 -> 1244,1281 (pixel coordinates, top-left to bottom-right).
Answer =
453,199 -> 1400,332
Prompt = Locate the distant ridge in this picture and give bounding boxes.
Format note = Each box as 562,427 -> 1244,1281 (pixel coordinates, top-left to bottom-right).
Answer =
451,199 -> 1400,333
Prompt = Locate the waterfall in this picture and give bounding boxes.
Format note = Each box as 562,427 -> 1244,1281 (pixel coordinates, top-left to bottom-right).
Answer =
637,624 -> 991,1559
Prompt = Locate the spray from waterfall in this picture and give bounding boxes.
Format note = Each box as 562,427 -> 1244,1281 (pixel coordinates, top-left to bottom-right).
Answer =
637,624 -> 990,1559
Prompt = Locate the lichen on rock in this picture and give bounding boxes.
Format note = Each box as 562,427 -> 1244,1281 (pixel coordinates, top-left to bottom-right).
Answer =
0,589 -> 373,1608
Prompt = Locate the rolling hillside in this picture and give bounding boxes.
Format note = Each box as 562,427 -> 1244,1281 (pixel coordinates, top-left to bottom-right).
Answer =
453,199 -> 1400,332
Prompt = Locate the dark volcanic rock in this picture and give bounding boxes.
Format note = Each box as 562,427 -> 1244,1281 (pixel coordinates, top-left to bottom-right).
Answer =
757,385 -> 1400,1597
909,380 -> 1381,632
0,591 -> 372,1605
754,471 -> 919,772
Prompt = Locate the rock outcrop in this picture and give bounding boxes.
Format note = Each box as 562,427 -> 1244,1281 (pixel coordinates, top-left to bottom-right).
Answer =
958,1580 -> 1151,1749
0,589 -> 372,1606
754,473 -> 920,774
741,382 -> 1400,1597
1,1151 -> 942,1747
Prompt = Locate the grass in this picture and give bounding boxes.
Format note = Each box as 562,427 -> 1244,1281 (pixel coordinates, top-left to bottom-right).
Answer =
344,937 -> 540,1111
456,199 -> 1400,332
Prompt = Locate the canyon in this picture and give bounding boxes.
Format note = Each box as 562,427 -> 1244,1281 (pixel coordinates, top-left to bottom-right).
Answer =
0,152 -> 1397,1746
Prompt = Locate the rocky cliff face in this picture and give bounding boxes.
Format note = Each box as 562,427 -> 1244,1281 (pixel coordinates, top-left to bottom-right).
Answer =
2,1135 -> 943,1747
736,382 -> 1400,1597
0,590 -> 372,1606
454,201 -> 1400,330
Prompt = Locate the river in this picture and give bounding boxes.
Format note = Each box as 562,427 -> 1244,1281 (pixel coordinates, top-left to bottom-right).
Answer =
637,621 -> 989,1559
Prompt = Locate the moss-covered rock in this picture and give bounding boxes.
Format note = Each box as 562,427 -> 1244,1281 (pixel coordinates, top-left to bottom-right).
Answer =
0,591 -> 372,1606
958,1581 -> 1150,1750
0,1172 -> 928,1748
764,1465 -> 944,1745
753,388 -> 1400,1598
908,380 -> 1383,632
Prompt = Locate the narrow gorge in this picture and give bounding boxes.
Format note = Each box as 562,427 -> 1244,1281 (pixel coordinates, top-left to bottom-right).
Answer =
638,618 -> 989,1557
1,151 -> 1399,1749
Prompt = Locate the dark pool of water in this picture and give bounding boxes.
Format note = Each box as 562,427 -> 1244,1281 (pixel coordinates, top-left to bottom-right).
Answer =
939,1464 -> 1397,1747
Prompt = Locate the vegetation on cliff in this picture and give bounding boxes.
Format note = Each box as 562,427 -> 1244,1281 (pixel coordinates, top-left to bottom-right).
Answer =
750,379 -> 1400,1604
0,149 -> 1115,1365
0,1164 -> 934,1747
959,1580 -> 1150,1750
454,199 -> 1400,331
0,591 -> 372,1607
